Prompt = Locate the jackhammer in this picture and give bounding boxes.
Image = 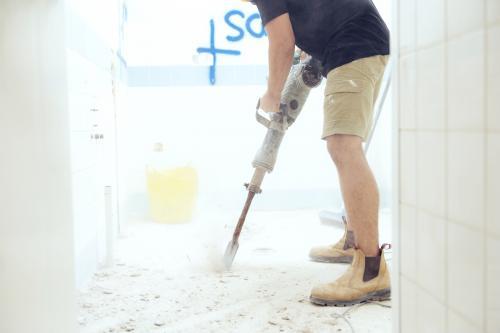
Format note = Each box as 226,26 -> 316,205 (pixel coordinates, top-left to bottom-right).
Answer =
223,55 -> 323,269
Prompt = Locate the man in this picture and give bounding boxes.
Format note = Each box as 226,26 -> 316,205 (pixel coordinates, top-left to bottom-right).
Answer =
251,0 -> 391,306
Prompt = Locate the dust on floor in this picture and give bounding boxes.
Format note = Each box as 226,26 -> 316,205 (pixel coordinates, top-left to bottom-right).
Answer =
78,210 -> 392,333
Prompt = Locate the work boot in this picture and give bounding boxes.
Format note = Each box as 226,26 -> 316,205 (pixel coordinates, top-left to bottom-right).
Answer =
309,219 -> 355,263
309,244 -> 391,306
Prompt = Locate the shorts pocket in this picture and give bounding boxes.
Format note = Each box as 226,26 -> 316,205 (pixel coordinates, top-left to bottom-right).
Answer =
324,79 -> 365,96
323,77 -> 373,135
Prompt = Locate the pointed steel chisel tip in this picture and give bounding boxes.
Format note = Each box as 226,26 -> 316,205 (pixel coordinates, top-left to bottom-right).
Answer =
223,239 -> 239,270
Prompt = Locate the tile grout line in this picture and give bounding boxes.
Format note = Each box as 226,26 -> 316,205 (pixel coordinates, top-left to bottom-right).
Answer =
447,24 -> 489,43
394,0 -> 402,332
443,0 -> 449,330
398,128 -> 500,133
487,18 -> 500,28
394,0 -> 402,330
413,0 -> 420,329
401,272 -> 484,330
400,201 -> 500,238
406,22 -> 495,56
482,0 -> 489,331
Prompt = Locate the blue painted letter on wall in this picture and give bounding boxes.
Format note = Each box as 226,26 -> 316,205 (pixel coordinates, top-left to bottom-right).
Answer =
225,10 -> 245,42
196,19 -> 241,85
197,10 -> 265,85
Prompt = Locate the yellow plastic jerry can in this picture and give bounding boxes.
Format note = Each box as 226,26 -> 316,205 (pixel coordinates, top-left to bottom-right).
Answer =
146,143 -> 198,223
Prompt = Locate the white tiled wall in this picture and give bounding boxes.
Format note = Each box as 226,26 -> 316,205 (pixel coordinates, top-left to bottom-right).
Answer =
487,237 -> 500,332
396,0 -> 499,331
66,2 -> 120,288
416,45 -> 446,130
488,134 -> 500,235
400,277 -> 418,333
447,31 -> 485,131
487,26 -> 500,130
416,288 -> 446,333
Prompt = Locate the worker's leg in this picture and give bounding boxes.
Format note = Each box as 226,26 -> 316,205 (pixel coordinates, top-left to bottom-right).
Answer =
309,134 -> 390,307
309,55 -> 387,264
326,134 -> 379,256
309,55 -> 391,306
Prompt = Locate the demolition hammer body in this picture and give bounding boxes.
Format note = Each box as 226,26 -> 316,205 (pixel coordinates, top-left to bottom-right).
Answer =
223,56 -> 323,269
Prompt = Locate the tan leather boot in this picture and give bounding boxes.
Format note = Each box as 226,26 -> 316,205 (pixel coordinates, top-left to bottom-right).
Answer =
310,245 -> 391,306
309,222 -> 355,263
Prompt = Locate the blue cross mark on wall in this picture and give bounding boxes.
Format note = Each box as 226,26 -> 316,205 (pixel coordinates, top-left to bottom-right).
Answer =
197,19 -> 241,85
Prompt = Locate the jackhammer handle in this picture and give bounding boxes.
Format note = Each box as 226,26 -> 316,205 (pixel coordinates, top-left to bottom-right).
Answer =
255,98 -> 289,131
256,98 -> 287,115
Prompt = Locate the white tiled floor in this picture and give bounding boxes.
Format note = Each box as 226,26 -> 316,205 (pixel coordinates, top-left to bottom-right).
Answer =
77,210 -> 392,333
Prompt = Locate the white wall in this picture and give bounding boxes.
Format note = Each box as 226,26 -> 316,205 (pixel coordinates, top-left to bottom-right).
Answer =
396,0 -> 500,331
118,0 -> 394,222
0,1 -> 76,332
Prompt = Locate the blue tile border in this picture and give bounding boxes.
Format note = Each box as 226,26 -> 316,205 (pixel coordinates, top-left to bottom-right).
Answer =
127,65 -> 268,87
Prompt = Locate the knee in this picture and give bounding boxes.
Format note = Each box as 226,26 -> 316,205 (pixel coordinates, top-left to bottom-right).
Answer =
326,135 -> 363,167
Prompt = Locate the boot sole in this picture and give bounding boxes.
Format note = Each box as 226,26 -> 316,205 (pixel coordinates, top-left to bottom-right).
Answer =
309,255 -> 353,264
310,288 -> 391,307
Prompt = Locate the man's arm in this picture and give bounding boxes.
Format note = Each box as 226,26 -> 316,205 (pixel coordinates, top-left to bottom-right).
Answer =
259,13 -> 295,113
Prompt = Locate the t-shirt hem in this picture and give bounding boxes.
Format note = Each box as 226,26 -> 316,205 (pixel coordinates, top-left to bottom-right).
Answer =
322,49 -> 390,77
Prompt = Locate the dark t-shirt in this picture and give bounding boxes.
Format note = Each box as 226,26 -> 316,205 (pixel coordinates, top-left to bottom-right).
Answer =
253,0 -> 390,76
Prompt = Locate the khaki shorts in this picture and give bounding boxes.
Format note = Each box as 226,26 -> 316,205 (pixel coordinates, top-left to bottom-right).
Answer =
322,55 -> 389,141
